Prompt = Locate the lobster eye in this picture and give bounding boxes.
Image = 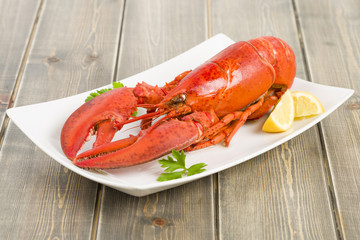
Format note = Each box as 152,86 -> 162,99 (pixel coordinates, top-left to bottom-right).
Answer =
170,93 -> 187,105
179,93 -> 186,102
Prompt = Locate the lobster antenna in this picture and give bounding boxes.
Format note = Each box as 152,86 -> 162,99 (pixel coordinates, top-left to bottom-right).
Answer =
121,117 -> 156,132
121,124 -> 143,132
146,105 -> 191,132
136,103 -> 160,108
114,109 -> 167,127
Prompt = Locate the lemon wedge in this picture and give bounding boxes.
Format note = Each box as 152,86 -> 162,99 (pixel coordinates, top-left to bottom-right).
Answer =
262,90 -> 295,133
292,91 -> 325,118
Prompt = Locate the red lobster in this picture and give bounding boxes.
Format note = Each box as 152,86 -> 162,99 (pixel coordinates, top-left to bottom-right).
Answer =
61,36 -> 296,169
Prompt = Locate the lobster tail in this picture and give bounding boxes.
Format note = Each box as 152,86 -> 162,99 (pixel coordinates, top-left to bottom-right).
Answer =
248,36 -> 296,88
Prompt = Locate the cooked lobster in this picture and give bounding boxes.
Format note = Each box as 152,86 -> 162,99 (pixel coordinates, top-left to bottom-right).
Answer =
61,36 -> 296,169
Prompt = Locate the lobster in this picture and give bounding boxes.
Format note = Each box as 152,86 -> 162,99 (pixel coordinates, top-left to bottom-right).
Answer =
61,36 -> 296,169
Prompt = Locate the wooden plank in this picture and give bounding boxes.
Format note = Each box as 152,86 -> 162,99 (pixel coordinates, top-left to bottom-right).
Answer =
211,0 -> 338,239
0,0 -> 40,131
116,0 -> 208,79
97,182 -> 215,240
96,0 -> 215,239
296,0 -> 360,238
0,0 -> 125,238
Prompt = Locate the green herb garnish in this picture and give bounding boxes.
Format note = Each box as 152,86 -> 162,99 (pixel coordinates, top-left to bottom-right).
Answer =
85,81 -> 125,102
157,150 -> 207,182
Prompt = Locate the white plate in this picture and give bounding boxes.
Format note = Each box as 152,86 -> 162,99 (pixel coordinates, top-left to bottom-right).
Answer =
6,34 -> 354,197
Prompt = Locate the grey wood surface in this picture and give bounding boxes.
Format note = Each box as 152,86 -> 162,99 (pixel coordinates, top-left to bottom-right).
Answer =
0,0 -> 125,239
0,0 -> 359,239
296,0 -> 360,238
0,0 -> 41,135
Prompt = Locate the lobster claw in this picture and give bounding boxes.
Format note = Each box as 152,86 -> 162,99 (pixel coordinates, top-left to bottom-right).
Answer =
74,118 -> 202,169
61,87 -> 137,160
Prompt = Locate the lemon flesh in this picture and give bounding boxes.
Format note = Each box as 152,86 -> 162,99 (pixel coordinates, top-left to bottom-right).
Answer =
262,90 -> 295,133
292,91 -> 325,118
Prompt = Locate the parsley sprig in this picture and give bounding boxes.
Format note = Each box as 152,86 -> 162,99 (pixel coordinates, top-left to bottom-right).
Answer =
85,82 -> 125,102
85,81 -> 137,116
157,150 -> 207,182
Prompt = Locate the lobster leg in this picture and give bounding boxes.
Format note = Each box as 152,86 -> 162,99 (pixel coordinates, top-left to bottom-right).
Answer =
247,87 -> 286,120
185,97 -> 265,151
224,97 -> 264,145
248,96 -> 278,120
184,123 -> 236,151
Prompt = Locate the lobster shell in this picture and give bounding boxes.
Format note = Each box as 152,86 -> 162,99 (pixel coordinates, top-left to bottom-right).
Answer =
61,36 -> 296,169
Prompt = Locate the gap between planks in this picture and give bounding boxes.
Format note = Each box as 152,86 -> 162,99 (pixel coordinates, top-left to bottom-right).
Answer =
91,185 -> 103,240
206,1 -> 220,240
113,0 -> 128,84
291,0 -> 344,239
91,1 -> 127,239
0,0 -> 45,151
316,122 -> 345,240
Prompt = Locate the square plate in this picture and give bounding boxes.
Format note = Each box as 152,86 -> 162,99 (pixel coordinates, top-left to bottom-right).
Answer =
6,34 -> 354,197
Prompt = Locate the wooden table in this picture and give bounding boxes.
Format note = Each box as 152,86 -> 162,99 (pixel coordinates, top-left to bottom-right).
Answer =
1,0 -> 359,239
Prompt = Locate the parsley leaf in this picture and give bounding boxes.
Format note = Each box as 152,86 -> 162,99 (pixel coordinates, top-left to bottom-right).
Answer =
85,82 -> 125,102
112,81 -> 124,89
132,109 -> 138,117
159,156 -> 184,172
187,163 -> 207,176
157,172 -> 184,182
157,150 -> 207,182
85,88 -> 112,102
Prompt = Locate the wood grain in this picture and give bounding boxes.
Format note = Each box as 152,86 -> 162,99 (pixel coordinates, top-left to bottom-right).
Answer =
96,0 -> 215,239
116,0 -> 208,80
296,0 -> 360,238
211,0 -> 337,239
0,0 -> 125,238
0,0 -> 41,132
98,181 -> 215,240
